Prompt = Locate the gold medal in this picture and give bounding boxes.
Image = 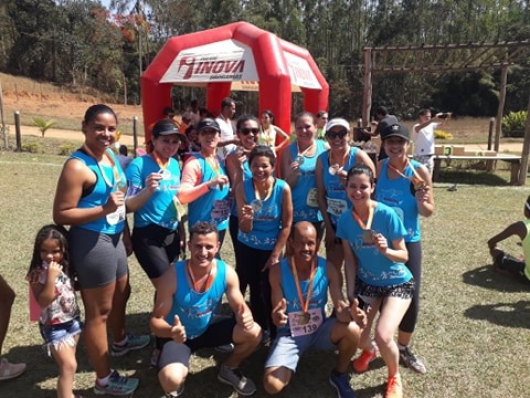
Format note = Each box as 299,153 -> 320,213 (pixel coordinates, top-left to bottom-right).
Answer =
413,178 -> 426,191
362,229 -> 376,244
299,312 -> 311,324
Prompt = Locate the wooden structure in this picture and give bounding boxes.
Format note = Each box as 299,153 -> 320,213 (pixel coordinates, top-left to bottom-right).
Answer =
361,41 -> 530,185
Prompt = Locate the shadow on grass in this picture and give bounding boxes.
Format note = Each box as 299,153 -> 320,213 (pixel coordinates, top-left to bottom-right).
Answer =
462,264 -> 530,293
437,169 -> 510,186
464,301 -> 530,329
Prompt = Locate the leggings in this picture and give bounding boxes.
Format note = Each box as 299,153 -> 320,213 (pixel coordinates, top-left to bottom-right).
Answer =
234,241 -> 274,336
399,241 -> 422,334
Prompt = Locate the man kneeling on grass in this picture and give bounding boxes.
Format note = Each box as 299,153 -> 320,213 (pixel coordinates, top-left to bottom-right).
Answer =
150,221 -> 262,397
263,221 -> 367,398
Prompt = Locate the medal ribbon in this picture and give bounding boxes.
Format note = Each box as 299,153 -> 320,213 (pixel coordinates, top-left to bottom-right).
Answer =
151,150 -> 170,171
328,147 -> 350,170
291,257 -> 317,313
352,202 -> 375,231
296,141 -> 315,159
253,179 -> 273,202
388,159 -> 424,186
187,260 -> 214,293
82,145 -> 122,189
205,155 -> 221,177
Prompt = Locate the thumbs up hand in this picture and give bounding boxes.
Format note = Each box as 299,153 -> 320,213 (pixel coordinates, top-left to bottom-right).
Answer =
236,303 -> 254,330
272,298 -> 288,327
170,315 -> 187,343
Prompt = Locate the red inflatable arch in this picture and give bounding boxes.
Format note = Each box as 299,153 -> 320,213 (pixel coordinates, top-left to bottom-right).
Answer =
141,21 -> 329,143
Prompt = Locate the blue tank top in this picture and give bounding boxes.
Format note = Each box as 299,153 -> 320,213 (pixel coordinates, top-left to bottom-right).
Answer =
336,203 -> 412,286
375,159 -> 421,242
165,260 -> 227,339
229,154 -> 252,216
288,141 -> 326,223
126,155 -> 181,230
187,154 -> 230,230
237,178 -> 287,250
319,147 -> 359,226
279,256 -> 328,333
70,149 -> 126,234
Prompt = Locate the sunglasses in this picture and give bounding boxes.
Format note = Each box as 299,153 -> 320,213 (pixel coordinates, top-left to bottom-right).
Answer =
326,130 -> 348,139
240,127 -> 259,136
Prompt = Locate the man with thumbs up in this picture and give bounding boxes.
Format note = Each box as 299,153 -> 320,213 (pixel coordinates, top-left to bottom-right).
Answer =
150,221 -> 262,397
263,221 -> 367,398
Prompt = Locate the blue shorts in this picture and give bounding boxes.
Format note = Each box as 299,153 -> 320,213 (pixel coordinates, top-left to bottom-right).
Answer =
39,317 -> 83,355
265,317 -> 337,372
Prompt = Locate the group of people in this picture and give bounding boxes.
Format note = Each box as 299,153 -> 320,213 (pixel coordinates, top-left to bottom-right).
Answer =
1,101 -> 440,398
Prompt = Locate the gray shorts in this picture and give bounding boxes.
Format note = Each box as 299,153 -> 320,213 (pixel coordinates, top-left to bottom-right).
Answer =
69,227 -> 128,289
265,317 -> 337,372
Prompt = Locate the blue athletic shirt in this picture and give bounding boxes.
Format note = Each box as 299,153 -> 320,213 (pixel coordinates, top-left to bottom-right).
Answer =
336,202 -> 412,286
237,178 -> 286,250
165,259 -> 227,340
187,154 -> 230,231
70,148 -> 126,235
126,155 -> 181,230
278,256 -> 328,334
288,140 -> 326,223
375,159 -> 421,242
229,153 -> 252,216
319,147 -> 359,226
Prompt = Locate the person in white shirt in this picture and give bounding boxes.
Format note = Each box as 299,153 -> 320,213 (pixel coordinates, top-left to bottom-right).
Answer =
215,97 -> 239,160
412,109 -> 451,174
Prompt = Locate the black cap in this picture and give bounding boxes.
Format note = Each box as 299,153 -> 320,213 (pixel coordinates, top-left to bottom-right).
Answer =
152,119 -> 187,142
197,118 -> 221,133
381,123 -> 410,141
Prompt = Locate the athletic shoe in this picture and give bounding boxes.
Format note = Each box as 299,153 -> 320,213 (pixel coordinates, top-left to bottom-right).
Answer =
93,370 -> 139,396
163,385 -> 184,397
0,358 -> 26,381
399,346 -> 426,374
352,346 -> 376,373
217,363 -> 256,396
329,371 -> 357,398
385,374 -> 403,398
214,343 -> 234,354
110,334 -> 151,357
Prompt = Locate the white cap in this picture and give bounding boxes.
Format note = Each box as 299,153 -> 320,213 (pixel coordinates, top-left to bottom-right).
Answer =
326,118 -> 351,132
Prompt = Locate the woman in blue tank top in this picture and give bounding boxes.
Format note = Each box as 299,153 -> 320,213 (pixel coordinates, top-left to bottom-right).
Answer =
315,118 -> 375,273
375,122 -> 434,375
125,119 -> 187,289
53,104 -> 143,395
280,112 -> 327,242
235,145 -> 293,339
225,115 -> 259,258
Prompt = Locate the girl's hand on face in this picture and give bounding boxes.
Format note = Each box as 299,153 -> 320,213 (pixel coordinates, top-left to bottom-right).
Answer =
47,261 -> 63,280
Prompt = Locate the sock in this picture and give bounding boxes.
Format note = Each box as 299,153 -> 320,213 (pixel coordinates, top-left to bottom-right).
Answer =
114,335 -> 128,347
97,373 -> 112,386
398,343 -> 407,351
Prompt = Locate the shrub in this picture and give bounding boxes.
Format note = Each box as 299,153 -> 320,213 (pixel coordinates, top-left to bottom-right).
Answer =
502,111 -> 527,138
58,144 -> 78,156
435,129 -> 453,139
21,142 -> 43,153
32,117 -> 57,137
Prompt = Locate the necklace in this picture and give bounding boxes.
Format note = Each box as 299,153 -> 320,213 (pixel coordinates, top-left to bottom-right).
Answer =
187,260 -> 214,293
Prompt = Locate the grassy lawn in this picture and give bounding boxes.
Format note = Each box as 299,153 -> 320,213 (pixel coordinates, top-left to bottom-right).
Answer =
1,145 -> 529,397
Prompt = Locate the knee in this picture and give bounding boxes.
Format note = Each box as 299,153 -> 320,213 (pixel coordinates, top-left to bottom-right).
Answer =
374,331 -> 393,348
263,372 -> 289,394
346,322 -> 362,344
61,357 -> 78,376
158,365 -> 188,393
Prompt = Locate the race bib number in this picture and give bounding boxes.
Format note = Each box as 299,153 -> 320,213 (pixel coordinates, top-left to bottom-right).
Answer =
211,199 -> 230,220
106,204 -> 126,225
326,197 -> 348,217
289,308 -> 323,337
306,188 -> 319,208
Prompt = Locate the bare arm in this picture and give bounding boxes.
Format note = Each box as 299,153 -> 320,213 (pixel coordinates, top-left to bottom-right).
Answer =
149,267 -> 178,338
315,156 -> 335,246
356,149 -> 376,178
488,221 -> 526,255
225,265 -> 255,330
415,165 -> 435,217
264,184 -> 293,270
274,125 -> 290,153
374,235 -> 408,263
279,146 -> 300,188
269,261 -> 288,327
235,181 -> 253,233
342,239 -> 358,303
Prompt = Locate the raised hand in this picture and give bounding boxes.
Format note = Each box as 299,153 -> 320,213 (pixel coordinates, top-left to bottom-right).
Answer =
272,298 -> 288,327
104,190 -> 124,213
236,303 -> 254,330
146,172 -> 163,193
170,315 -> 187,343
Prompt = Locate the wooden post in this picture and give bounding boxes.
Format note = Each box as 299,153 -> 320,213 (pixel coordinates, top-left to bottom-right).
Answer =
494,65 -> 508,152
517,91 -> 530,186
0,83 -> 6,149
362,48 -> 372,126
14,111 -> 22,152
133,116 -> 138,157
487,118 -> 495,150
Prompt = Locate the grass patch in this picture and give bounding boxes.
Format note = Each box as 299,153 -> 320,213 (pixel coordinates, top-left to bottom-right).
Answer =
1,150 -> 530,397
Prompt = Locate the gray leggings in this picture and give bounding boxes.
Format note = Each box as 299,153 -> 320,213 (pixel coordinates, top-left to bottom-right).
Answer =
69,227 -> 128,289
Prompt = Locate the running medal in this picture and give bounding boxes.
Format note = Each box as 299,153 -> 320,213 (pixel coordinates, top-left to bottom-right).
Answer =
412,177 -> 426,191
362,229 -> 376,244
250,199 -> 263,212
299,312 -> 311,325
388,160 -> 426,193
295,155 -> 305,166
329,164 -> 341,176
158,168 -> 171,180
